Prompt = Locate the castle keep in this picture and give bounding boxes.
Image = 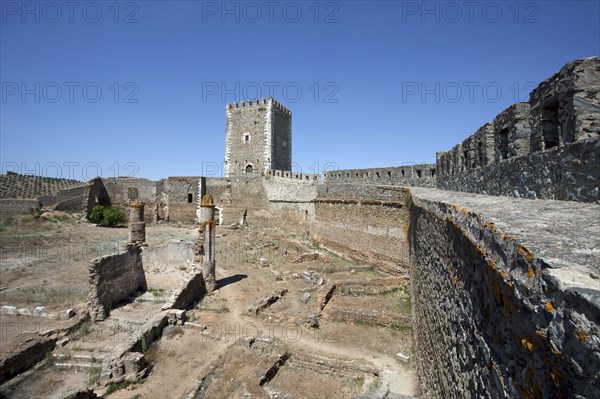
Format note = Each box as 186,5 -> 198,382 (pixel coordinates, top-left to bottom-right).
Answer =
224,98 -> 292,177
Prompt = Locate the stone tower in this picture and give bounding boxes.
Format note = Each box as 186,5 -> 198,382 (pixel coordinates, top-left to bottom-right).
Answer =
224,98 -> 292,178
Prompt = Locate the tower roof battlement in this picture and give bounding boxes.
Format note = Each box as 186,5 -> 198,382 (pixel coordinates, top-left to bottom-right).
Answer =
226,98 -> 291,115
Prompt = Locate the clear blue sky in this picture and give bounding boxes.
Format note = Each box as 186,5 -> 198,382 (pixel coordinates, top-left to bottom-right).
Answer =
1,0 -> 599,180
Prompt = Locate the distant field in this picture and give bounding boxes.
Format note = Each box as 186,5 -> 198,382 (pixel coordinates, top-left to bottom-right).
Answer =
0,174 -> 83,199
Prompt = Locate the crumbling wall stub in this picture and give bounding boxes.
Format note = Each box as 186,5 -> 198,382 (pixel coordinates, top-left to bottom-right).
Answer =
200,195 -> 216,293
128,200 -> 146,244
82,177 -> 110,218
87,244 -> 147,321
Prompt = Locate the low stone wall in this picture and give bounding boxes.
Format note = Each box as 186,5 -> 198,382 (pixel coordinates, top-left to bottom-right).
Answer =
88,245 -> 147,321
166,271 -> 206,310
0,199 -> 40,217
408,188 -> 600,398
437,138 -> 600,202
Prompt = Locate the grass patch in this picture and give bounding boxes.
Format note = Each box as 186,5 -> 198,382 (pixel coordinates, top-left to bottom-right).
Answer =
44,350 -> 54,367
148,288 -> 165,297
105,377 -> 145,395
354,375 -> 365,392
69,320 -> 91,341
369,376 -> 379,390
88,359 -> 102,386
357,266 -> 381,278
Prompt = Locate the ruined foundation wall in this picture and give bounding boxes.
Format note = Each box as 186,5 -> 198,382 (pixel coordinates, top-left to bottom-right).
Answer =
311,184 -> 410,275
88,245 -> 147,321
408,188 -> 600,398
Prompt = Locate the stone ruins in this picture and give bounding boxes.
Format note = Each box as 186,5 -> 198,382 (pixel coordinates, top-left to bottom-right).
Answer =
0,57 -> 598,398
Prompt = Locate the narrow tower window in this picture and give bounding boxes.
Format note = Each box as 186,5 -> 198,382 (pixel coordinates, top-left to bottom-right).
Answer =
542,100 -> 560,149
498,129 -> 509,160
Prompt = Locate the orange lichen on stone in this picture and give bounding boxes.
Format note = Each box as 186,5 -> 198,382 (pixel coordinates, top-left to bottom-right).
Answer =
576,329 -> 588,342
519,245 -> 534,262
550,370 -> 560,386
475,244 -> 486,256
535,330 -> 546,338
527,267 -> 535,279
521,336 -> 535,351
550,342 -> 561,355
545,302 -> 555,313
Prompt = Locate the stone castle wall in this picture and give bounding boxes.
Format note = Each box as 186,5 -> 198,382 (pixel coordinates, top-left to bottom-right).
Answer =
408,188 -> 599,398
437,57 -> 600,202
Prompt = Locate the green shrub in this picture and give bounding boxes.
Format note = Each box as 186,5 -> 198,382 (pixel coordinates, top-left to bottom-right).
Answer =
89,205 -> 126,226
102,206 -> 126,226
29,207 -> 42,219
89,205 -> 105,224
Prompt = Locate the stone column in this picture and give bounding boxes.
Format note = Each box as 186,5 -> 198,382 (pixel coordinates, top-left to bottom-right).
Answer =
128,200 -> 146,244
200,195 -> 216,292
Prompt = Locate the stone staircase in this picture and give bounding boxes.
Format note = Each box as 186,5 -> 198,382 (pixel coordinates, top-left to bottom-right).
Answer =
52,349 -> 108,371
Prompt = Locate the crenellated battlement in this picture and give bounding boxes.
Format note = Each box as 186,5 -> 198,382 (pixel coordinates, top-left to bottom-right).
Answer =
323,165 -> 436,187
266,169 -> 320,182
436,57 -> 599,202
226,97 -> 292,115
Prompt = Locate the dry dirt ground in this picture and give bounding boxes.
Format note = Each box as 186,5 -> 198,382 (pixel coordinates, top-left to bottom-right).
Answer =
0,212 -> 418,398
